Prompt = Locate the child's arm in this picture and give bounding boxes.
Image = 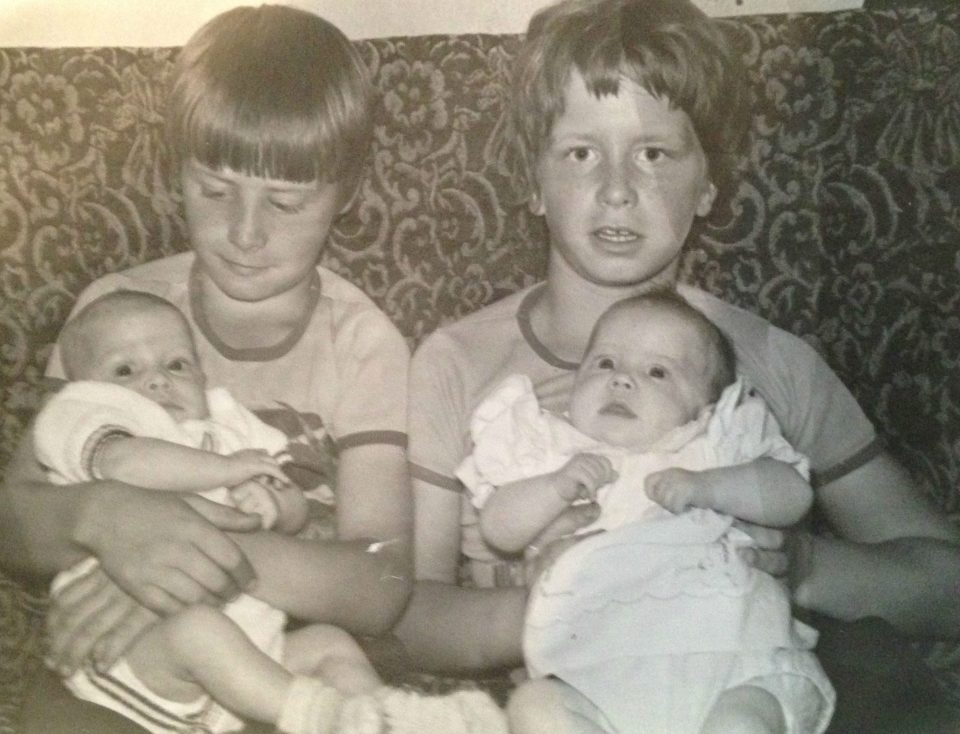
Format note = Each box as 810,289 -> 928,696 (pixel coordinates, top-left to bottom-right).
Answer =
645,458 -> 813,527
229,442 -> 414,636
96,437 -> 288,493
480,453 -> 616,554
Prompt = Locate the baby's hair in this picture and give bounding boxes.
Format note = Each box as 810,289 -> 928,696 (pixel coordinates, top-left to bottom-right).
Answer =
166,4 -> 373,197
59,291 -> 192,380
590,289 -> 736,403
505,0 -> 749,201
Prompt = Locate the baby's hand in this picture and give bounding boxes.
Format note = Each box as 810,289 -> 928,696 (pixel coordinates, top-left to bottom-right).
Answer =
223,448 -> 289,486
555,453 -> 617,503
644,467 -> 713,514
230,478 -> 280,529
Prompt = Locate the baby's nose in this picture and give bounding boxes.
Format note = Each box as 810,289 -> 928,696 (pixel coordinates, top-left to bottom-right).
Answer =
610,372 -> 634,390
143,370 -> 170,391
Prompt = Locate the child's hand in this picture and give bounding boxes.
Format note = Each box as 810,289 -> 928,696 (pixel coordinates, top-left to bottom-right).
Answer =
644,467 -> 713,514
223,448 -> 289,486
555,453 -> 617,503
230,478 -> 281,529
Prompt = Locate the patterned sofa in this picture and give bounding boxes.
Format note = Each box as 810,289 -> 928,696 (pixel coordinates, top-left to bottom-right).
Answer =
1,2 -> 959,730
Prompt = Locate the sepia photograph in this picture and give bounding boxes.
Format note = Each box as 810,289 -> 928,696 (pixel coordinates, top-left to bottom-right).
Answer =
1,1 -> 958,733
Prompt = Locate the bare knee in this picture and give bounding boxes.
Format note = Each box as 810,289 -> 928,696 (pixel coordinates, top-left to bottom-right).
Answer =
508,679 -> 605,734
162,604 -> 238,655
283,623 -> 365,672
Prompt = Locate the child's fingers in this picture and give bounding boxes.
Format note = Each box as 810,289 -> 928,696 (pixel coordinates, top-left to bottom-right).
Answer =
92,605 -> 159,673
259,462 -> 291,484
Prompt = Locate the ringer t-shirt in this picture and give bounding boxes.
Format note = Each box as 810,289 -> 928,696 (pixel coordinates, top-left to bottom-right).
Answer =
409,282 -> 879,564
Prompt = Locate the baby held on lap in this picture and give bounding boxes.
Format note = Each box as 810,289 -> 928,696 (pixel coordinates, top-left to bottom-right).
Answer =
458,291 -> 835,734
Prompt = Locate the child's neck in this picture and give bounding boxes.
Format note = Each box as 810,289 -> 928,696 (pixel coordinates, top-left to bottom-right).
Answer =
192,269 -> 319,351
532,258 -> 679,363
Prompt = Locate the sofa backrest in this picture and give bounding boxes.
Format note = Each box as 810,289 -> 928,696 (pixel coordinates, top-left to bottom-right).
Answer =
1,5 -> 958,515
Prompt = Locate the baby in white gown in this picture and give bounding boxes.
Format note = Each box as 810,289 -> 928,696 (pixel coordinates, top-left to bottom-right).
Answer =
457,290 -> 835,734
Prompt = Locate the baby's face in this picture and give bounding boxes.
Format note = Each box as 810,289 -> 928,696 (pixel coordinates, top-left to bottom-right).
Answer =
77,305 -> 209,421
569,303 -> 715,450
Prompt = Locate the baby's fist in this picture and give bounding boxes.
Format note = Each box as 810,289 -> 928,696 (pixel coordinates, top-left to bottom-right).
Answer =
230,478 -> 280,529
644,467 -> 710,514
556,453 -> 617,502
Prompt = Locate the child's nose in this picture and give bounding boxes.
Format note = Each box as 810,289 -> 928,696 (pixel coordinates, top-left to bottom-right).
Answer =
228,199 -> 267,251
597,161 -> 638,208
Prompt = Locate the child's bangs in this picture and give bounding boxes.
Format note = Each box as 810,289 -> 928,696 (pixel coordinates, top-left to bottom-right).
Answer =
183,103 -> 339,184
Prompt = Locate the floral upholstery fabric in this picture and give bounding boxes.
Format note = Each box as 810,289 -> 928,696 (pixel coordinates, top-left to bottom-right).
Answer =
1,5 -> 959,730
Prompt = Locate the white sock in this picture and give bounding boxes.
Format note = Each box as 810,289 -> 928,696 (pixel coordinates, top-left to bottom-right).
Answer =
276,676 -> 343,734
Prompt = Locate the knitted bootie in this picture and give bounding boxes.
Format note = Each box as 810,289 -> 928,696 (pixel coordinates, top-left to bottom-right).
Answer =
276,676 -> 344,734
337,693 -> 383,734
376,687 -> 508,734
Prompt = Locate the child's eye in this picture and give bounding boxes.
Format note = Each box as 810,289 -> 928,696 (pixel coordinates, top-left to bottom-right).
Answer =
269,198 -> 305,214
648,365 -> 667,379
597,357 -> 615,370
167,359 -> 186,372
199,184 -> 229,201
566,146 -> 596,163
113,364 -> 133,378
637,147 -> 666,164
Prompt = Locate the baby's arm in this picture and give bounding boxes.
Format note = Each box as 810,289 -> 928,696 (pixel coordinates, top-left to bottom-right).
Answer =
645,458 -> 813,527
480,453 -> 616,554
96,437 -> 288,493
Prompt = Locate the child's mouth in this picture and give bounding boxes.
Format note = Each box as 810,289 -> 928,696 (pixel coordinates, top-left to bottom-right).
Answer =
593,226 -> 640,244
222,257 -> 267,275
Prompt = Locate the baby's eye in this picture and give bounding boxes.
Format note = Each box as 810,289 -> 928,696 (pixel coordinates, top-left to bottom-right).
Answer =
597,357 -> 615,370
167,359 -> 186,372
113,364 -> 133,378
648,365 -> 667,379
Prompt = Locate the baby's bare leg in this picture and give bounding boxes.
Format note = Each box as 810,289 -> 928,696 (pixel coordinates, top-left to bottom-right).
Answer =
508,678 -> 607,734
701,684 -> 785,734
283,623 -> 382,696
126,604 -> 293,724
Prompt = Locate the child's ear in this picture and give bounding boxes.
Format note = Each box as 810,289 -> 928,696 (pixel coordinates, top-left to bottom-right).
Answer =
528,189 -> 545,216
338,182 -> 361,216
696,181 -> 717,218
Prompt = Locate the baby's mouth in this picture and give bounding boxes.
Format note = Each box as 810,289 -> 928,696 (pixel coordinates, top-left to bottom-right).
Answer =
599,401 -> 636,418
593,226 -> 640,243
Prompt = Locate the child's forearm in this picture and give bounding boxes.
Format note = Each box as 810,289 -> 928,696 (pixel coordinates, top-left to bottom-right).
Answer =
480,474 -> 571,554
98,437 -> 238,492
233,532 -> 412,635
0,433 -> 97,575
702,458 -> 813,526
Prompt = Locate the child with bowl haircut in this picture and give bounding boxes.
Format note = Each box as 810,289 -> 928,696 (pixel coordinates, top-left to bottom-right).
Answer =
458,291 -> 834,733
3,5 -> 506,734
